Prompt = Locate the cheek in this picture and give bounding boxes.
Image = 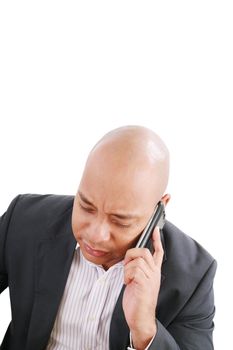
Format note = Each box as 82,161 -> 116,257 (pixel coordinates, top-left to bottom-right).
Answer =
71,208 -> 87,239
110,231 -> 141,257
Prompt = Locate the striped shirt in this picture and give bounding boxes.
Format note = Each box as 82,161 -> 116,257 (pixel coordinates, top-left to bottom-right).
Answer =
46,244 -> 124,350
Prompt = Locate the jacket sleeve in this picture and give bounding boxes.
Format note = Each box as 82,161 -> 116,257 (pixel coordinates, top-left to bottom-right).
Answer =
0,195 -> 21,294
149,259 -> 217,350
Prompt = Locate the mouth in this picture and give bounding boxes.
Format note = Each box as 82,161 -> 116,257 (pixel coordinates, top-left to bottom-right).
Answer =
83,243 -> 108,257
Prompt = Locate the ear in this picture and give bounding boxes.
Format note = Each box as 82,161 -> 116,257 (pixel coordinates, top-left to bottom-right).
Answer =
161,193 -> 171,207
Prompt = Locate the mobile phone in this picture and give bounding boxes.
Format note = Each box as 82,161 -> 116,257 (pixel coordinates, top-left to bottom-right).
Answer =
136,201 -> 165,248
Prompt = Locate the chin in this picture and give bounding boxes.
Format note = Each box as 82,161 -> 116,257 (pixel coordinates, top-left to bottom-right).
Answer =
83,250 -> 103,264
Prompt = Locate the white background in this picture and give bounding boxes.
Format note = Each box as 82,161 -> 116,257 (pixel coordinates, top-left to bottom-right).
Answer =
0,1 -> 232,349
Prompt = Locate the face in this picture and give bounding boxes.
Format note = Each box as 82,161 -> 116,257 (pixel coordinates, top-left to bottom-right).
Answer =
71,151 -> 168,270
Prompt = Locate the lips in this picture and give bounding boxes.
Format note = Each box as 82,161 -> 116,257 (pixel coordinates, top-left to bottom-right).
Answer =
83,243 -> 108,257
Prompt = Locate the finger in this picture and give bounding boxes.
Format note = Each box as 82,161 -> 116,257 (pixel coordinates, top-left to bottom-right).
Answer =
152,227 -> 164,268
124,264 -> 149,285
124,257 -> 153,280
124,247 -> 155,271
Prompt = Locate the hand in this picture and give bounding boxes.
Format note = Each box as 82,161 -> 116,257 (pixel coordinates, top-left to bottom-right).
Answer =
122,227 -> 163,350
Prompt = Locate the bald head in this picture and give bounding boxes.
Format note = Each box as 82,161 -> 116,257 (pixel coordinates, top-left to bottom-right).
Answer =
92,125 -> 169,163
72,126 -> 170,268
86,125 -> 169,203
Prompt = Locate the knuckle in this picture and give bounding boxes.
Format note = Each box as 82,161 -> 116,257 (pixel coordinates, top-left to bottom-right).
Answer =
134,269 -> 141,280
156,243 -> 164,254
142,247 -> 151,258
125,248 -> 133,257
130,265 -> 142,279
159,245 -> 164,255
134,265 -> 142,273
137,256 -> 145,267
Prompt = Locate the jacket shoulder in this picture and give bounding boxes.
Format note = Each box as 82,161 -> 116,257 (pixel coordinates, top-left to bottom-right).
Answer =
163,221 -> 215,268
157,221 -> 216,325
4,193 -> 75,241
10,193 -> 74,220
161,220 -> 216,305
15,193 -> 74,211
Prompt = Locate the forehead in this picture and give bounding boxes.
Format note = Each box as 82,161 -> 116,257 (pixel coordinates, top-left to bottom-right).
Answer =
79,154 -> 157,212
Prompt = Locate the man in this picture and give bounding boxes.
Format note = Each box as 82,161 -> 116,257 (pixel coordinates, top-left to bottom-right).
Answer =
0,125 -> 216,350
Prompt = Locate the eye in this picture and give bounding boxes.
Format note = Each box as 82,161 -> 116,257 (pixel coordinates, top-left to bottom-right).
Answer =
78,202 -> 95,213
113,222 -> 131,229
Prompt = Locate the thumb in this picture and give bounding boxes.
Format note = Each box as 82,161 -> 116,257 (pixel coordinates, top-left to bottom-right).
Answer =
152,227 -> 164,268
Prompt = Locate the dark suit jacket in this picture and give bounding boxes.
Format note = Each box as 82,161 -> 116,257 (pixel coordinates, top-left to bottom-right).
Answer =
0,194 -> 217,350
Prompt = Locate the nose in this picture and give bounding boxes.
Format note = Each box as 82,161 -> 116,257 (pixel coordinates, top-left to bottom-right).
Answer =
87,219 -> 110,243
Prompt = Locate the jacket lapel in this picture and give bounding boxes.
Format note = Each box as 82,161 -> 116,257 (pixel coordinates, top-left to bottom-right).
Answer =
109,285 -> 130,350
25,208 -> 76,350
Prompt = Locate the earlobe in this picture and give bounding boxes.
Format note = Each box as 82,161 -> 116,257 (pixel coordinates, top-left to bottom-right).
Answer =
161,193 -> 171,206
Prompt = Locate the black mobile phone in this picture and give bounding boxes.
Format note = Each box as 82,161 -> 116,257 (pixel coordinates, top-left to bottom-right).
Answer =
136,201 -> 165,248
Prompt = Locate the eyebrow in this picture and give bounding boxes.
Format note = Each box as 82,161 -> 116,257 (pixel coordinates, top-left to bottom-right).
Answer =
78,191 -> 96,207
78,191 -> 139,220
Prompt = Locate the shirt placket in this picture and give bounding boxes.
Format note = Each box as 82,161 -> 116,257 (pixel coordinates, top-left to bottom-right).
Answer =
81,267 -> 111,350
